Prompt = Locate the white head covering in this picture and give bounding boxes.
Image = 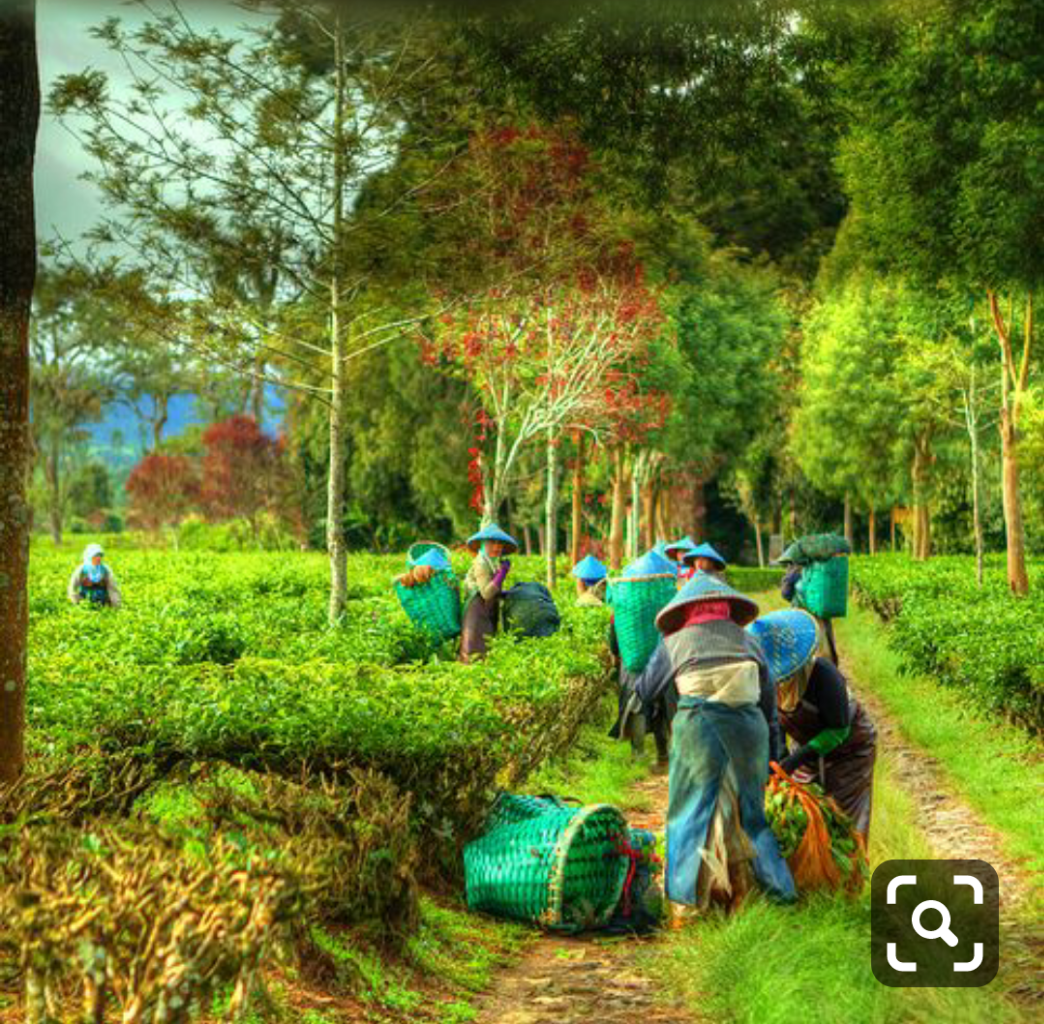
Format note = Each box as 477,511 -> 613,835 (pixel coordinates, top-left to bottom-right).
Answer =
82,543 -> 104,565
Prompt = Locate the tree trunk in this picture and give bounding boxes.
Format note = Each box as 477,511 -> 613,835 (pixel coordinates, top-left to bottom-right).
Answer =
609,445 -> 627,570
754,521 -> 765,568
642,478 -> 656,551
868,508 -> 876,556
523,523 -> 532,556
152,391 -> 169,451
964,373 -> 985,588
570,431 -> 584,565
326,15 -> 348,624
911,436 -> 932,561
843,492 -> 853,548
999,411 -> 1028,595
46,434 -> 61,545
545,427 -> 559,590
630,460 -> 641,561
0,0 -> 38,786
890,507 -> 897,551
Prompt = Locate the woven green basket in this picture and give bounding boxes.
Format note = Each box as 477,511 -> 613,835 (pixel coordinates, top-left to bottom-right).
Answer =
607,573 -> 676,673
464,794 -> 629,932
394,569 -> 461,642
796,555 -> 848,619
407,541 -> 452,568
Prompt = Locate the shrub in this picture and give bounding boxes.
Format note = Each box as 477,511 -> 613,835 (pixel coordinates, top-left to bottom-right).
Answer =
850,554 -> 1044,731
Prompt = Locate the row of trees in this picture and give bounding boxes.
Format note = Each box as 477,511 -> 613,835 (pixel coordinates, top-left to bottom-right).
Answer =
3,0 -> 1041,784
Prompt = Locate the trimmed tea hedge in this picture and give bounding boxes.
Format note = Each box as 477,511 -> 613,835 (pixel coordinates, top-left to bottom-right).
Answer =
850,554 -> 1044,731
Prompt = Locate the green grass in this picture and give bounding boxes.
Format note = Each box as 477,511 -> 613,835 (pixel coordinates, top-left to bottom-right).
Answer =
836,603 -> 1043,908
635,589 -> 1036,1024
638,731 -> 1029,1023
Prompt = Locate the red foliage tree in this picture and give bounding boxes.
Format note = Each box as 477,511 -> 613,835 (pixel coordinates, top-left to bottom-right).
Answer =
125,453 -> 200,538
200,415 -> 288,533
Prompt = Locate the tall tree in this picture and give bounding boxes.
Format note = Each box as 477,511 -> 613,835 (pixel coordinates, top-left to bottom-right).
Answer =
49,0 -> 464,620
0,0 -> 39,785
836,0 -> 1042,592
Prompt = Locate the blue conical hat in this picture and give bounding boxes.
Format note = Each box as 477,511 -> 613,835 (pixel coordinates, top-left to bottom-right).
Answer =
746,610 -> 819,684
622,548 -> 676,578
682,542 -> 727,569
663,535 -> 696,558
414,548 -> 451,572
466,523 -> 519,554
572,554 -> 608,582
656,570 -> 759,633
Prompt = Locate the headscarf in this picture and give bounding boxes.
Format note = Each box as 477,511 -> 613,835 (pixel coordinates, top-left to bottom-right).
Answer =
777,660 -> 815,714
81,543 -> 106,584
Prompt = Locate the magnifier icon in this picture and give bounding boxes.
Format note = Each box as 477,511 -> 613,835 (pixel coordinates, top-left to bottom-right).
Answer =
911,900 -> 959,947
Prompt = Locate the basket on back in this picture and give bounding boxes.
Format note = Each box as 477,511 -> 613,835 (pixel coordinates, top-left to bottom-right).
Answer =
395,545 -> 460,642
607,573 -> 677,672
464,793 -> 629,932
796,555 -> 849,618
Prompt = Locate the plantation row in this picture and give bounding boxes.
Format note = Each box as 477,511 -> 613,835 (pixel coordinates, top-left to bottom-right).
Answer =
850,554 -> 1044,731
25,544 -> 613,833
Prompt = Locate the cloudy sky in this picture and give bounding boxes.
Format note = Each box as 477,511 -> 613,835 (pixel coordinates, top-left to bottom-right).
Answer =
35,0 -> 265,246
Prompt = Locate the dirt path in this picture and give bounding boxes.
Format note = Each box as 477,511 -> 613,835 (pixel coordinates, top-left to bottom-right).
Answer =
472,770 -> 704,1024
843,659 -> 1043,1004
850,676 -> 1035,912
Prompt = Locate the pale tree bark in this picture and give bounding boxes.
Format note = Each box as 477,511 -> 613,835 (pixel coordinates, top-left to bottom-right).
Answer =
0,0 -> 38,786
754,520 -> 765,568
911,432 -> 933,561
843,492 -> 853,548
868,508 -> 876,556
570,431 -> 585,565
151,391 -> 169,452
609,445 -> 627,570
46,434 -> 61,545
641,477 -> 656,552
988,290 -> 1031,596
545,426 -> 559,589
326,15 -> 349,623
962,366 -> 985,588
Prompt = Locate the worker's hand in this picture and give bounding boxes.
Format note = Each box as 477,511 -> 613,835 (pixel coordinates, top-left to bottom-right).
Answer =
499,558 -> 511,575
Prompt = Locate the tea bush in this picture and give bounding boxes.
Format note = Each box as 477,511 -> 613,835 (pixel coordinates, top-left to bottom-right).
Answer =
26,543 -> 612,834
850,554 -> 1044,731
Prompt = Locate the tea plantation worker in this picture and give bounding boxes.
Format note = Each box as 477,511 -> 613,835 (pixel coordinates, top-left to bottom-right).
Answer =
573,553 -> 608,606
606,549 -> 681,763
748,609 -> 878,840
656,573 -> 795,913
681,542 -> 727,583
778,535 -> 850,667
459,523 -> 518,662
663,535 -> 696,586
67,542 -> 122,608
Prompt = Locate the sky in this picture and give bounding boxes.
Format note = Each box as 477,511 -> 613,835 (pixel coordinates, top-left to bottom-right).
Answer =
35,0 -> 265,247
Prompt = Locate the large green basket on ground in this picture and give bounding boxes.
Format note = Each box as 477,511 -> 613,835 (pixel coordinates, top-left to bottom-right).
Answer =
796,555 -> 849,619
407,541 -> 452,568
394,569 -> 461,642
464,794 -> 629,932
606,573 -> 677,673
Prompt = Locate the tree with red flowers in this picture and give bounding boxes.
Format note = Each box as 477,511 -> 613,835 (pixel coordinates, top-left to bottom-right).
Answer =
125,454 -> 200,546
200,415 -> 288,539
598,372 -> 673,570
422,126 -> 663,585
